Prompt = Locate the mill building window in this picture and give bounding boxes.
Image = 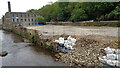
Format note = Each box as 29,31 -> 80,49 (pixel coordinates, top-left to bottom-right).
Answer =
21,19 -> 23,22
28,14 -> 29,17
25,19 -> 26,21
13,14 -> 14,17
25,15 -> 26,17
28,19 -> 30,22
12,19 -> 15,22
17,19 -> 19,22
35,19 -> 36,22
16,14 -> 18,17
21,14 -> 22,17
31,19 -> 34,22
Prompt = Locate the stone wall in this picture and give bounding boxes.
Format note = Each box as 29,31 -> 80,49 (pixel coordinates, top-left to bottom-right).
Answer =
3,27 -> 58,53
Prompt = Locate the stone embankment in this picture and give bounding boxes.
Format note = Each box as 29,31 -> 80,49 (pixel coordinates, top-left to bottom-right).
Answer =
3,26 -> 119,67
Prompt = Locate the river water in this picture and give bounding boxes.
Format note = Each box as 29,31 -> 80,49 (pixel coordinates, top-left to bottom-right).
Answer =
0,30 -> 66,66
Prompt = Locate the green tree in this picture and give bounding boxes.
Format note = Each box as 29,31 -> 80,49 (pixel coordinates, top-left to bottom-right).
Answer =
27,9 -> 40,13
36,16 -> 45,24
27,2 -> 119,22
70,8 -> 88,22
106,5 -> 120,20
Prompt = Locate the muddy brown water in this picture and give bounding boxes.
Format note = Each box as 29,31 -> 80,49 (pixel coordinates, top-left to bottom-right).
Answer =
0,30 -> 67,66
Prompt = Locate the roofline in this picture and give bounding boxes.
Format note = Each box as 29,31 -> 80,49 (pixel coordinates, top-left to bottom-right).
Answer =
5,12 -> 40,15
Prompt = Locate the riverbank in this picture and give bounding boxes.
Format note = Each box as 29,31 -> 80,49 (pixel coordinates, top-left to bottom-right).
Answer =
2,26 -> 119,67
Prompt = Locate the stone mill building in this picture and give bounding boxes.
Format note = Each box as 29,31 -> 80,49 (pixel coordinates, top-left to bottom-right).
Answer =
2,1 -> 40,29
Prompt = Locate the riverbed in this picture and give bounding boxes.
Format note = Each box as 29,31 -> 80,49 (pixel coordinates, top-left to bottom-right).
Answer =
0,30 -> 67,66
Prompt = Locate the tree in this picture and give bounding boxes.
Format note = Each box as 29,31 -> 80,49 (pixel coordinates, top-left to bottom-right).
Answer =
27,2 -> 119,22
70,8 -> 88,22
27,9 -> 40,13
36,16 -> 45,24
106,5 -> 120,20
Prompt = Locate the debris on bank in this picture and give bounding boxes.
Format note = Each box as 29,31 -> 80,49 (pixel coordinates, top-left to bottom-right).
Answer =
55,36 -> 77,53
99,47 -> 120,67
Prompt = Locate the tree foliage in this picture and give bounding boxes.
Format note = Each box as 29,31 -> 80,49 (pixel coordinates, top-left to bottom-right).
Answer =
70,8 -> 88,22
36,16 -> 45,24
27,2 -> 120,22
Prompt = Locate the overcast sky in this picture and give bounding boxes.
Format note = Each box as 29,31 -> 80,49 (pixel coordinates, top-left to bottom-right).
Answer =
0,0 -> 57,18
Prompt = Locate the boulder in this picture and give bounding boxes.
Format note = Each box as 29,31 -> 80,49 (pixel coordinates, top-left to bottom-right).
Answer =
0,51 -> 8,57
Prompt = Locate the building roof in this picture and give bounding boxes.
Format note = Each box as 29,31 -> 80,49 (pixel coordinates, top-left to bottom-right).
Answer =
5,12 -> 39,15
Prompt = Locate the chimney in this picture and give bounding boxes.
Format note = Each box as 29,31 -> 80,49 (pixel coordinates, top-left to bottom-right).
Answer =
8,1 -> 11,12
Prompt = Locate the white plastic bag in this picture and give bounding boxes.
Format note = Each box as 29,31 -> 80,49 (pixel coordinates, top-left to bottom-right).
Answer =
104,47 -> 115,54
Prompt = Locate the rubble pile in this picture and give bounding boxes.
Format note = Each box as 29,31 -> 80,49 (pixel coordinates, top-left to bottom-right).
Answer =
55,37 -> 119,66
40,35 -> 119,67
59,38 -> 102,66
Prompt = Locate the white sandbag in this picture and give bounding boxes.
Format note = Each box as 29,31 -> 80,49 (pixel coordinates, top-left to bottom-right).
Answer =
98,56 -> 107,63
106,60 -> 116,66
104,47 -> 115,54
64,43 -> 73,50
116,54 -> 120,61
55,36 -> 76,50
106,59 -> 120,67
116,60 -> 120,67
71,43 -> 75,46
58,37 -> 64,44
55,37 -> 64,44
106,54 -> 120,60
67,36 -> 76,44
64,40 -> 72,45
106,54 -> 117,60
99,56 -> 120,66
67,36 -> 72,41
65,36 -> 76,46
114,49 -> 120,54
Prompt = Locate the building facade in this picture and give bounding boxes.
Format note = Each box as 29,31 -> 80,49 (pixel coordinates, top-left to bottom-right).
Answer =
2,1 -> 40,29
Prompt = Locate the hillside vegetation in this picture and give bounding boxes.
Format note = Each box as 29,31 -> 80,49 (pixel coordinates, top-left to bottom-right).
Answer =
27,2 -> 120,22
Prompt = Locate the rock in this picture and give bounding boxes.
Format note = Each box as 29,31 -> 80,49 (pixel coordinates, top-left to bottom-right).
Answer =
23,38 -> 30,43
55,59 -> 59,61
59,53 -> 64,56
79,62 -> 87,66
55,54 -> 60,59
73,59 -> 79,65
0,51 -> 8,57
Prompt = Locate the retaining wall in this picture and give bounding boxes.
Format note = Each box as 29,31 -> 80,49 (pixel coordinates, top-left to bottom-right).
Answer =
3,27 -> 59,54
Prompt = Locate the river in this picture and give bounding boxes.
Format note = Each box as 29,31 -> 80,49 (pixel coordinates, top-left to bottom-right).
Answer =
0,30 -> 66,66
